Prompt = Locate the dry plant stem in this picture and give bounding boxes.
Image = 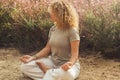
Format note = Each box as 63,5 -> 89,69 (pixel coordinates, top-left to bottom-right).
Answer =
36,62 -> 51,73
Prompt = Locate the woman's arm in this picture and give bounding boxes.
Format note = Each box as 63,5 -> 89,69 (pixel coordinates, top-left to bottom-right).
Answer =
33,41 -> 51,59
69,40 -> 80,64
61,40 -> 80,71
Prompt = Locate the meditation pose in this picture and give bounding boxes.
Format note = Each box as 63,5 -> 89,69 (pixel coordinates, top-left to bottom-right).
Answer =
20,0 -> 80,80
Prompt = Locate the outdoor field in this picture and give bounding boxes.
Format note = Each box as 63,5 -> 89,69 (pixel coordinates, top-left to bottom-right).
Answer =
0,48 -> 120,80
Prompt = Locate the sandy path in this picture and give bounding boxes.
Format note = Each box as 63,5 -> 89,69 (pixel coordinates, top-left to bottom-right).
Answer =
78,52 -> 120,80
0,48 -> 120,80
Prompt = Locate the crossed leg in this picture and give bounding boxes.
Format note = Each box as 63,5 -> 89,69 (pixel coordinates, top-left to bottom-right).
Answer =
36,61 -> 51,73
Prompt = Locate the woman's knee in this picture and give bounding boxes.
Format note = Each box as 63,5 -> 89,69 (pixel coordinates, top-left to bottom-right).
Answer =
67,64 -> 80,79
20,61 -> 36,73
20,63 -> 29,73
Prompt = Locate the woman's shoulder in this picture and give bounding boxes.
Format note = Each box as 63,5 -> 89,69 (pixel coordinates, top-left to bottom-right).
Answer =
67,27 -> 80,41
68,27 -> 79,34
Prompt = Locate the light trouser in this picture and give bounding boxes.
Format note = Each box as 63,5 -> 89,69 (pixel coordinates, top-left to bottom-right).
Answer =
20,57 -> 80,80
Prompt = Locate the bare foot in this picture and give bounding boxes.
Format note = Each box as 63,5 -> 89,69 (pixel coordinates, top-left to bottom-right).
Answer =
36,61 -> 51,73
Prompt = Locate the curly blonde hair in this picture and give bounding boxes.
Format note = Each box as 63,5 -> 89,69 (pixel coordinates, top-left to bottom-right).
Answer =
48,0 -> 79,30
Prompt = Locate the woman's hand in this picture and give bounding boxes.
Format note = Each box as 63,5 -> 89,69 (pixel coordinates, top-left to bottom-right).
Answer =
20,55 -> 36,63
61,62 -> 73,71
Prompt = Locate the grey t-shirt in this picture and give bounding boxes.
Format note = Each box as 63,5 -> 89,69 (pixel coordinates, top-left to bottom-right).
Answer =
49,26 -> 80,66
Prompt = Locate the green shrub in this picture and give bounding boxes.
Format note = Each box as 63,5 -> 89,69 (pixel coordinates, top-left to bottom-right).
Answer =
11,4 -> 53,52
81,2 -> 120,53
0,2 -> 14,47
12,19 -> 53,53
0,0 -> 53,53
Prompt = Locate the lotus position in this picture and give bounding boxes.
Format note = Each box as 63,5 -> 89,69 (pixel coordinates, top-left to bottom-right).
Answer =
20,0 -> 80,80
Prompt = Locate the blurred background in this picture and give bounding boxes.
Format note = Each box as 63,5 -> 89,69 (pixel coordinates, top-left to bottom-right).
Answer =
0,0 -> 120,56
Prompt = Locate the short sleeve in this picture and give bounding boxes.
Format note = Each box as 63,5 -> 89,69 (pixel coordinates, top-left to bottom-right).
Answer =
69,28 -> 80,42
48,26 -> 55,39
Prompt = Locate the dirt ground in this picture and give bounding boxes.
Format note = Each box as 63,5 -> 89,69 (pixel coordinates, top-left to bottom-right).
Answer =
0,48 -> 120,80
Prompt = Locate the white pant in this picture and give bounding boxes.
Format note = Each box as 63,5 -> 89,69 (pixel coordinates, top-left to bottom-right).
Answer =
20,57 -> 80,80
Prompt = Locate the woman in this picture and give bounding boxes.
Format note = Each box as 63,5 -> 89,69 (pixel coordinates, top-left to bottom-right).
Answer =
20,0 -> 80,80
